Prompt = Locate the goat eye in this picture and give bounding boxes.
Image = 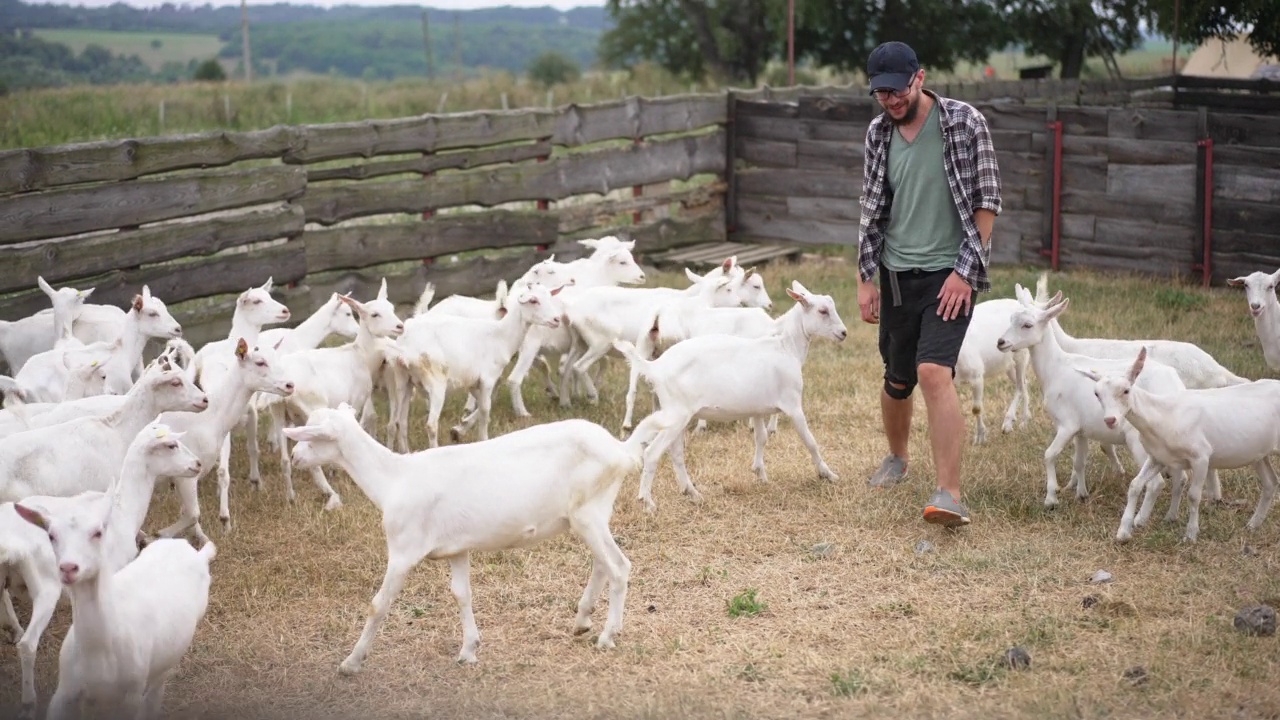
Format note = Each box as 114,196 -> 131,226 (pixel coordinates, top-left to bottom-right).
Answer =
255,360 -> 267,367
819,308 -> 829,315
252,299 -> 262,305
1123,389 -> 1129,395
91,529 -> 102,540
47,532 -> 56,543
1022,323 -> 1033,329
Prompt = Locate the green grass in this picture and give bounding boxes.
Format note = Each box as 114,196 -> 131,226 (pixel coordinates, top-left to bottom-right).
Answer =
30,29 -> 225,72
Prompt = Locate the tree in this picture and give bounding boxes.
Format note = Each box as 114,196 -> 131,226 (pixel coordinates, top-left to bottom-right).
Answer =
599,0 -> 783,85
996,0 -> 1146,79
193,58 -> 227,81
527,50 -> 581,86
1145,0 -> 1279,63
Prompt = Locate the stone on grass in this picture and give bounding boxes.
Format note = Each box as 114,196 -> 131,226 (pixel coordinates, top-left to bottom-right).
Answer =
1003,646 -> 1031,670
914,540 -> 935,555
1091,570 -> 1114,584
1234,605 -> 1277,637
1122,666 -> 1149,686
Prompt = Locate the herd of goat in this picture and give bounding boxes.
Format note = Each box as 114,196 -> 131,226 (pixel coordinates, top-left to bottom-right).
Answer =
0,235 -> 1278,719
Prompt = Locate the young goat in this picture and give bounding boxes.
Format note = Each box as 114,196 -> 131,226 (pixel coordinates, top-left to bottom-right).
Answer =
283,403 -> 675,671
613,281 -> 846,512
954,297 -> 1033,445
1226,268 -> 1280,371
0,421 -> 203,718
393,282 -> 565,448
995,289 -> 1220,509
0,278 -> 108,375
12,495 -> 216,720
1084,347 -> 1280,543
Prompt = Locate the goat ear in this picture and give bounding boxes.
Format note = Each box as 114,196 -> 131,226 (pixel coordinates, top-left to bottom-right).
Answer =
1044,295 -> 1070,319
550,285 -> 564,296
79,286 -> 95,299
1074,367 -> 1102,382
337,294 -> 363,314
786,287 -> 812,308
578,239 -> 599,249
13,502 -> 48,531
132,294 -> 144,312
721,256 -> 736,272
1013,283 -> 1032,305
1129,347 -> 1148,382
260,277 -> 274,293
37,276 -> 55,297
1226,277 -> 1246,287
684,268 -> 703,283
377,277 -> 388,301
273,336 -> 286,351
283,426 -> 327,443
142,285 -> 152,301
235,338 -> 249,360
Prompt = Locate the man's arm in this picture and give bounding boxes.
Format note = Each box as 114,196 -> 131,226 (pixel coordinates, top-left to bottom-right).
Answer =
974,208 -> 996,249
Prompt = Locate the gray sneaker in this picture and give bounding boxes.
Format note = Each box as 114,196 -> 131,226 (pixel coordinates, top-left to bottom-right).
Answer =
868,455 -> 908,488
923,488 -> 971,528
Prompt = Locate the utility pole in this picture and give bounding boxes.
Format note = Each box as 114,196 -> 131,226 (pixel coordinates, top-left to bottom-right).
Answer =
240,0 -> 251,83
421,10 -> 435,79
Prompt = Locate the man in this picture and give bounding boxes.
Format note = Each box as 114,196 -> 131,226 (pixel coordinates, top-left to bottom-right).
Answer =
855,41 -> 1002,528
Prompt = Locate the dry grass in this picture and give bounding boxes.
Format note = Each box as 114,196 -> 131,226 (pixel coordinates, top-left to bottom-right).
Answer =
4,258 -> 1280,720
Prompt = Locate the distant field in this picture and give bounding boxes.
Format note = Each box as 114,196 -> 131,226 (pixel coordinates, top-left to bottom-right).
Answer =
31,28 -> 225,71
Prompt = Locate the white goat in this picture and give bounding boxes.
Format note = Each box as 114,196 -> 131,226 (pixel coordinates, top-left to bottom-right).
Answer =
0,359 -> 209,506
954,297 -> 1033,445
613,281 -> 846,512
0,421 -> 202,718
393,282 -> 565,448
1227,269 -> 1280,371
255,291 -> 403,515
995,288 -> 1220,509
152,338 -> 295,545
0,277 -> 104,374
1085,347 -> 1280,543
1031,273 -> 1250,388
283,402 -> 675,671
12,496 -> 215,720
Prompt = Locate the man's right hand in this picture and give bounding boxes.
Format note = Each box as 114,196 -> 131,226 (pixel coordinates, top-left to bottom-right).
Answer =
857,280 -> 880,324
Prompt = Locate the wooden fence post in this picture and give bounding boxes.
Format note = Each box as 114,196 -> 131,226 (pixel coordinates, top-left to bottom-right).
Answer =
1040,103 -> 1062,271
724,90 -> 738,236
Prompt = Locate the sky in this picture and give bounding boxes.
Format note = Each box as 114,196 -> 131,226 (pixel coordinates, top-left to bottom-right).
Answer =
34,0 -> 604,8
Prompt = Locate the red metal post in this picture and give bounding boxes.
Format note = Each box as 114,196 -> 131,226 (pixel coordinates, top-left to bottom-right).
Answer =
1198,137 -> 1214,288
1040,120 -> 1063,272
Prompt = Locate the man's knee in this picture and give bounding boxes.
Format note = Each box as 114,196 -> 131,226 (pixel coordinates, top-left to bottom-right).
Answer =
917,362 -> 956,391
884,377 -> 915,400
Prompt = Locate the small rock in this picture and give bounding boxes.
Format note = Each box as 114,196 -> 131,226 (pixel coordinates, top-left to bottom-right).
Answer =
647,604 -> 657,613
810,542 -> 835,558
914,540 -> 935,555
1003,646 -> 1031,670
1122,665 -> 1149,686
1243,545 -> 1259,557
1082,594 -> 1100,609
1234,605 -> 1277,636
1091,570 -> 1114,584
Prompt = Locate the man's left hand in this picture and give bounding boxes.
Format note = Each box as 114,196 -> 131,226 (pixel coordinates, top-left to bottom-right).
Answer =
937,271 -> 972,321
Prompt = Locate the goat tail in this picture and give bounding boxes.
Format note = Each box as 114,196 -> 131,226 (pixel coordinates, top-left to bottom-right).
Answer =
413,283 -> 437,316
623,409 -> 680,458
198,540 -> 218,566
1034,271 -> 1050,304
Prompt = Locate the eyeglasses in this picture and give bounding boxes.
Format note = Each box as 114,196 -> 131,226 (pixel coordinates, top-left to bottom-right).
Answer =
873,76 -> 916,101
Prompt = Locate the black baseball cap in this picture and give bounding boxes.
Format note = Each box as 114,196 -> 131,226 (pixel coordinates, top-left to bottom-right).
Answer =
867,41 -> 921,95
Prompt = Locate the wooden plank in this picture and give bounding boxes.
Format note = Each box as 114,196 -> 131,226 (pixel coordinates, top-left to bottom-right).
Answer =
1094,216 -> 1196,254
796,95 -> 879,123
734,203 -> 858,245
1214,165 -> 1280,204
786,196 -> 859,223
797,139 -> 863,169
1061,135 -> 1197,165
1178,92 -> 1280,115
1173,76 -> 1280,93
799,119 -> 863,143
735,137 -> 797,168
991,130 -> 1033,153
1106,108 -> 1200,142
304,211 -> 560,274
730,244 -> 803,267
984,104 -> 1061,134
307,141 -> 552,183
1106,163 -> 1196,205
1058,240 -> 1189,276
0,166 -> 306,246
553,94 -> 727,146
998,150 -> 1043,178
0,239 -> 306,322
579,209 -> 726,255
735,168 -> 858,199
1213,199 -> 1280,234
0,205 -> 304,295
1208,111 -> 1280,149
0,126 -> 299,194
1061,156 -> 1108,189
1057,212 -> 1096,241
1214,145 -> 1280,170
1209,229 -> 1280,256
1212,252 -> 1280,287
557,182 -> 725,234
735,114 -> 799,143
1060,188 -> 1195,227
1054,107 -> 1111,137
734,100 -> 800,120
300,132 -> 725,225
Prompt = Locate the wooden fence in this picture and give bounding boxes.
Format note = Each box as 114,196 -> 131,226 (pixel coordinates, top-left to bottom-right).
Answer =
729,92 -> 1280,286
0,94 -> 730,349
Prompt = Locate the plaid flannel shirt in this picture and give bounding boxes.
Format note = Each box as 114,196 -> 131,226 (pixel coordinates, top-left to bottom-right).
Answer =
856,90 -> 1002,293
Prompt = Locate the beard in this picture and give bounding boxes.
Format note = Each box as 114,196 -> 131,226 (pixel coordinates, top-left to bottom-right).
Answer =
888,93 -> 921,125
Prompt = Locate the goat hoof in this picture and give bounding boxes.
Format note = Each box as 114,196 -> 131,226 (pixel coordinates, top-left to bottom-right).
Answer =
219,516 -> 232,532
449,427 -> 464,443
338,658 -> 362,676
573,623 -> 592,636
324,496 -> 343,512
7,627 -> 22,645
595,633 -> 617,650
18,702 -> 34,720
249,479 -> 262,492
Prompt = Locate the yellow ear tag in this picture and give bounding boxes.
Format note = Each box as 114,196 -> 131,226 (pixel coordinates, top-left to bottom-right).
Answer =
90,360 -> 99,367
154,427 -> 169,439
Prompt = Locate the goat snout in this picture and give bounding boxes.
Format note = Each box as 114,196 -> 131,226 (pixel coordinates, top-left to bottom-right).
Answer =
996,338 -> 1009,351
280,309 -> 292,319
1251,303 -> 1263,317
172,326 -> 183,336
836,329 -> 848,341
1103,416 -> 1117,429
194,395 -> 209,409
58,563 -> 79,583
395,323 -> 405,334
283,382 -> 295,394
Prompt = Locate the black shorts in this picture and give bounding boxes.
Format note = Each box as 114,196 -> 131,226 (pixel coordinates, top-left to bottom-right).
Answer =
877,266 -> 974,389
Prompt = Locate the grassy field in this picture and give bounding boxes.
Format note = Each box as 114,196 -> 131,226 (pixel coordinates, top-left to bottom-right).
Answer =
2,258 -> 1279,719
30,29 -> 225,72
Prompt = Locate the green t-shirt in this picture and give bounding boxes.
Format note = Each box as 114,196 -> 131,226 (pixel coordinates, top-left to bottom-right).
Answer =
880,100 -> 966,273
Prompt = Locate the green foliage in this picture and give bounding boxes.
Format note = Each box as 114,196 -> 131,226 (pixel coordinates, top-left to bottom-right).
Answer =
995,0 -> 1146,79
727,588 -> 767,617
830,669 -> 868,696
193,58 -> 226,82
527,50 -> 582,87
1145,0 -> 1279,62
0,32 -> 153,90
